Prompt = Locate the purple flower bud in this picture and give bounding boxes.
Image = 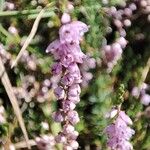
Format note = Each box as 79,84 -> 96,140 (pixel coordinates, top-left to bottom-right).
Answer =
116,37 -> 128,48
68,95 -> 80,104
61,13 -> 71,24
63,124 -> 75,134
124,8 -> 132,17
67,111 -> 80,124
87,57 -> 96,69
61,54 -> 74,67
118,111 -> 133,125
114,19 -> 123,28
55,134 -> 67,143
129,3 -> 137,11
43,79 -> 51,87
64,145 -> 73,150
59,21 -> 88,44
54,86 -> 65,99
69,140 -> 79,149
140,0 -> 147,7
111,43 -> 122,56
61,74 -> 74,86
68,130 -> 79,140
68,84 -> 81,97
67,3 -> 74,12
131,87 -> 140,98
141,94 -> 150,106
124,19 -> 131,27
68,63 -> 80,73
52,111 -> 64,122
46,39 -> 61,54
8,26 -> 18,35
52,63 -> 62,75
63,100 -> 76,111
82,72 -> 93,81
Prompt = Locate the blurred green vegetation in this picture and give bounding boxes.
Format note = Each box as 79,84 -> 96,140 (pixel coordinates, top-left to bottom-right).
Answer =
0,0 -> 150,149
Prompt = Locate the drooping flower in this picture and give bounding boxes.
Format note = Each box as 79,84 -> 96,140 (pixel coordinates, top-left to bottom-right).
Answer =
46,13 -> 89,149
106,110 -> 135,150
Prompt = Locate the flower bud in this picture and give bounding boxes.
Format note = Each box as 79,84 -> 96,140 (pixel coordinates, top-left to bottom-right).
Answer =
52,111 -> 64,122
61,13 -> 71,24
54,86 -> 65,99
55,134 -> 67,143
67,111 -> 80,124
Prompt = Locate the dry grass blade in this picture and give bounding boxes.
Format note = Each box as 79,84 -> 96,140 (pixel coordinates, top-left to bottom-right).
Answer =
11,2 -> 54,68
141,57 -> 150,83
0,57 -> 30,149
15,139 -> 36,149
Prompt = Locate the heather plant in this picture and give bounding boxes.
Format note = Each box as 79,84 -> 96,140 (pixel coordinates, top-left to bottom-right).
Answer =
0,0 -> 150,150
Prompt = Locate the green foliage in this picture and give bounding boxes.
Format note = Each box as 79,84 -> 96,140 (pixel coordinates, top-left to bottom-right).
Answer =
0,0 -> 150,149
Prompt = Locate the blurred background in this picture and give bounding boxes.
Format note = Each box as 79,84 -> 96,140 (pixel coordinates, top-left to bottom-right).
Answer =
0,0 -> 150,149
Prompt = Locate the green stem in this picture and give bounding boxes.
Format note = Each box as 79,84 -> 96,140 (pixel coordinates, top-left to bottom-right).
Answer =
0,8 -> 55,18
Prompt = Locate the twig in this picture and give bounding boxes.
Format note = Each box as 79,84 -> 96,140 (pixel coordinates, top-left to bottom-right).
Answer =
0,57 -> 30,149
11,3 -> 54,68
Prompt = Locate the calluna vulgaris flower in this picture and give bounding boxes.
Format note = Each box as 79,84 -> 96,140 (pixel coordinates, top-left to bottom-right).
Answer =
106,110 -> 135,150
46,13 -> 89,149
132,83 -> 150,105
102,37 -> 127,72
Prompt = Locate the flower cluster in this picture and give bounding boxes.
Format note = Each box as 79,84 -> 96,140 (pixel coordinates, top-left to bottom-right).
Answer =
103,0 -> 150,72
80,55 -> 96,87
132,83 -> 150,105
46,13 -> 89,149
102,37 -> 127,72
106,110 -> 135,150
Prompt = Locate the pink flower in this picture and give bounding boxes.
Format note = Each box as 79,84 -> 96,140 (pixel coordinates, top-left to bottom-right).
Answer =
55,134 -> 67,143
141,94 -> 150,106
52,111 -> 64,122
63,124 -> 75,134
54,86 -> 65,99
118,111 -> 133,125
67,110 -> 80,124
68,84 -> 81,97
52,63 -> 62,75
59,21 -> 88,44
116,37 -> 128,48
106,110 -> 134,150
61,13 -> 71,24
61,54 -> 74,67
61,73 -> 75,86
62,100 -> 76,111
47,14 -> 89,149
